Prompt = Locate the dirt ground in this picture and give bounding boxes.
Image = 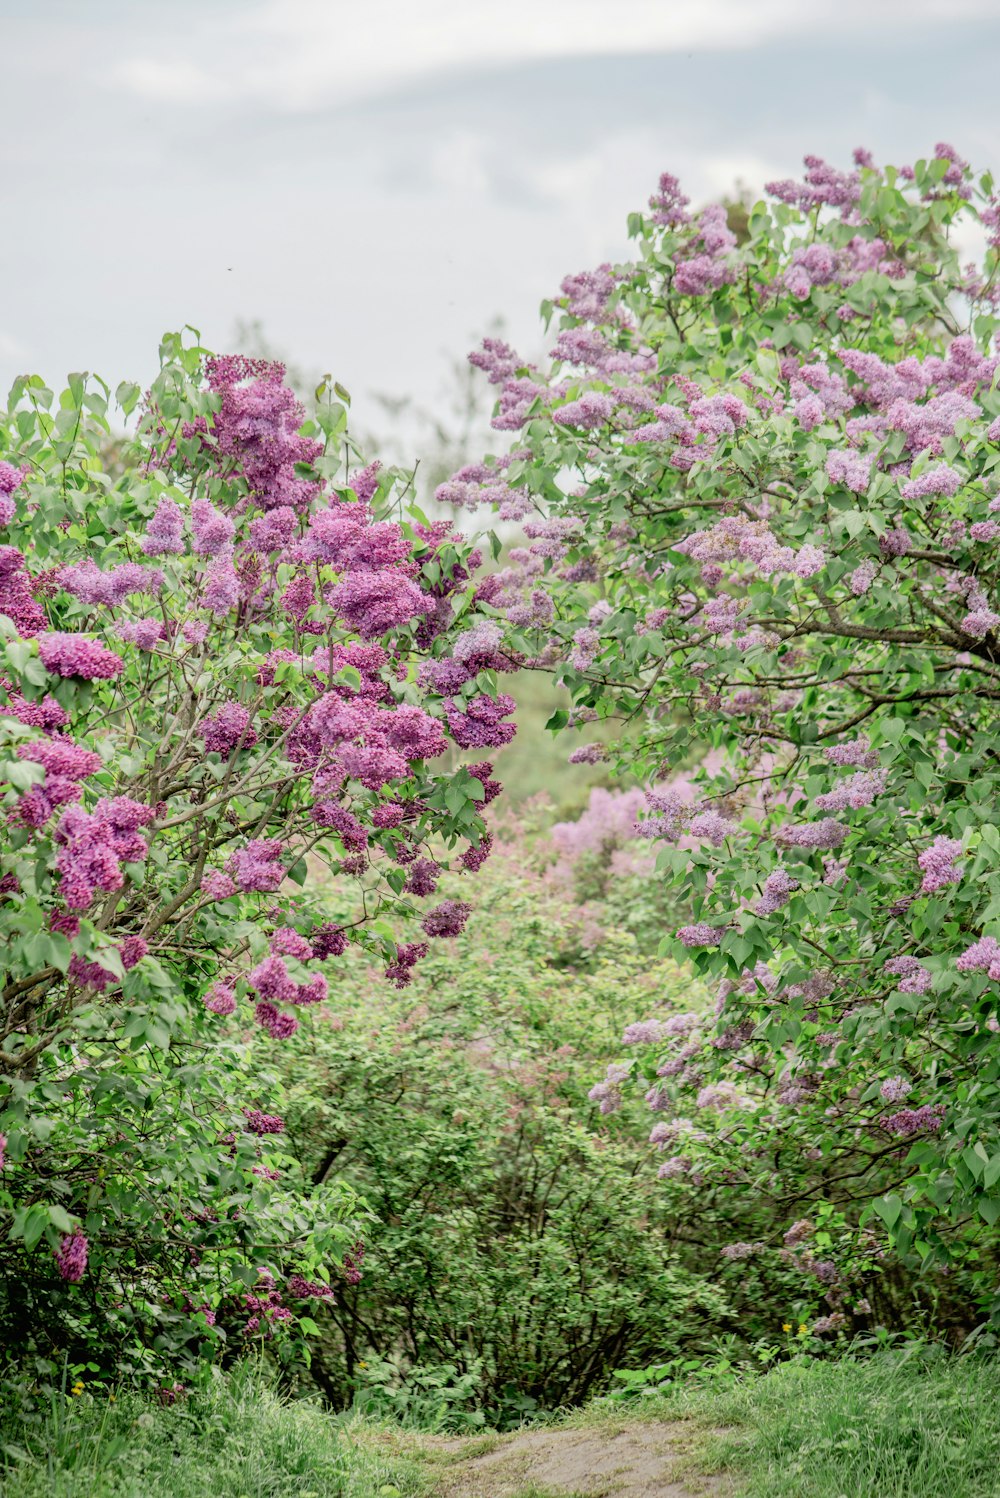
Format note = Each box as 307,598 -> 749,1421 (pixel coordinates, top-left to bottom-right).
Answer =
425,1419 -> 734,1498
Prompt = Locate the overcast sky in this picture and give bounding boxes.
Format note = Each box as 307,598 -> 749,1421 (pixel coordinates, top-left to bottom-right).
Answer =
3,0 -> 1000,450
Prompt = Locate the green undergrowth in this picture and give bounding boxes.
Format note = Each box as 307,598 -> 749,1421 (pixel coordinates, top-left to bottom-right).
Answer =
3,1350 -> 1000,1497
0,1362 -> 424,1498
588,1345 -> 1000,1497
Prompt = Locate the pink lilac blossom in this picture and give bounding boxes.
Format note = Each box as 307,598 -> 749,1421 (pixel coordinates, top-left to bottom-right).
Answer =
589,1061 -> 632,1115
116,618 -> 165,650
446,694 -> 516,749
956,936 -> 1000,977
0,461 -> 26,525
880,1075 -> 913,1102
202,703 -> 257,757
201,870 -> 236,900
824,736 -> 878,768
688,810 -> 740,846
814,769 -> 887,812
774,819 -> 848,851
54,801 -> 149,908
849,560 -> 877,596
205,981 -> 237,1016
881,1103 -> 945,1137
384,939 -> 429,988
243,1109 -> 285,1135
327,571 -> 426,639
677,923 -> 726,948
191,498 -> 235,556
37,632 -> 124,680
962,608 -> 1000,637
420,900 -> 472,938
0,546 -> 47,636
622,1019 -> 667,1045
254,1001 -> 300,1040
55,1230 -> 88,1282
141,497 -> 185,556
825,449 -> 872,493
120,936 -> 149,970
269,927 -> 313,961
203,355 -> 323,511
553,392 -> 613,429
59,560 -> 164,607
917,837 -> 963,893
901,464 -> 963,499
755,867 -> 799,916
201,553 -> 240,616
227,838 -> 286,893
884,955 -> 933,993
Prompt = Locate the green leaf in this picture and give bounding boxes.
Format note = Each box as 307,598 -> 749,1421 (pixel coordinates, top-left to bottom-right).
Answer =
874,1193 -> 903,1230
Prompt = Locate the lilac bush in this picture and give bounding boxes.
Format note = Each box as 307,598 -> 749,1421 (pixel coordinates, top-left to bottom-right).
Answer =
0,336 -> 514,1377
447,145 -> 1000,1304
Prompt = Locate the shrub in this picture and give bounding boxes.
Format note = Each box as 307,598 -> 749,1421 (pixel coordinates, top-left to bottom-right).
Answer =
446,145 -> 1000,1306
0,335 -> 515,1381
274,831 -> 727,1421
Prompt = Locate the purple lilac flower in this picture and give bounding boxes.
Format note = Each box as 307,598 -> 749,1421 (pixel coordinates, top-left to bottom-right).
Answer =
826,450 -> 872,493
227,838 -> 286,893
202,703 -> 257,757
60,560 -> 164,607
55,1230 -> 88,1283
622,1019 -> 667,1045
849,560 -> 877,596
243,1109 -> 285,1135
774,820 -> 848,851
880,1076 -> 913,1103
814,769 -> 887,812
688,810 -> 740,846
270,927 -> 313,960
917,837 -> 963,893
901,464 -> 962,499
205,981 -> 237,1016
38,632 -> 124,680
824,736 -> 878,768
677,923 -> 726,948
191,498 -> 235,556
202,553 -> 240,616
141,497 -> 185,556
755,868 -> 799,916
201,870 -> 236,900
884,955 -> 933,993
881,1103 -> 945,1137
956,936 -> 1000,978
420,900 -> 472,939
254,1000 -> 299,1040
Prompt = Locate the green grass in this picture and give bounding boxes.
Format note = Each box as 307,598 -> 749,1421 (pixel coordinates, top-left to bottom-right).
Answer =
622,1348 -> 1000,1498
0,1362 -> 425,1498
5,1351 -> 1000,1497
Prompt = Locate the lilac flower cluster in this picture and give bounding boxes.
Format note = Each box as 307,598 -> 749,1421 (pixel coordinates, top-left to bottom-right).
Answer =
54,1229 -> 88,1283
38,632 -> 124,680
884,956 -> 933,994
917,837 -> 963,894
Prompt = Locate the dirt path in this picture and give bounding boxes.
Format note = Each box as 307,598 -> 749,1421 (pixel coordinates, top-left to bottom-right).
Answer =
423,1419 -> 734,1498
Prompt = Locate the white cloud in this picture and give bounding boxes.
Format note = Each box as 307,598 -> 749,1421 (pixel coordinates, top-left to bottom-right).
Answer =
110,0 -> 1000,112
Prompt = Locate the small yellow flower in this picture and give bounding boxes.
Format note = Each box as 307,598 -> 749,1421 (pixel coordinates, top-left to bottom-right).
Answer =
71,1382 -> 84,1396
358,1360 -> 367,1369
782,1322 -> 792,1332
798,1324 -> 809,1337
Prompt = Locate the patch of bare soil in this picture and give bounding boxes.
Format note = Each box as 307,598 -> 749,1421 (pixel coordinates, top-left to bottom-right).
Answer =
428,1420 -> 733,1498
